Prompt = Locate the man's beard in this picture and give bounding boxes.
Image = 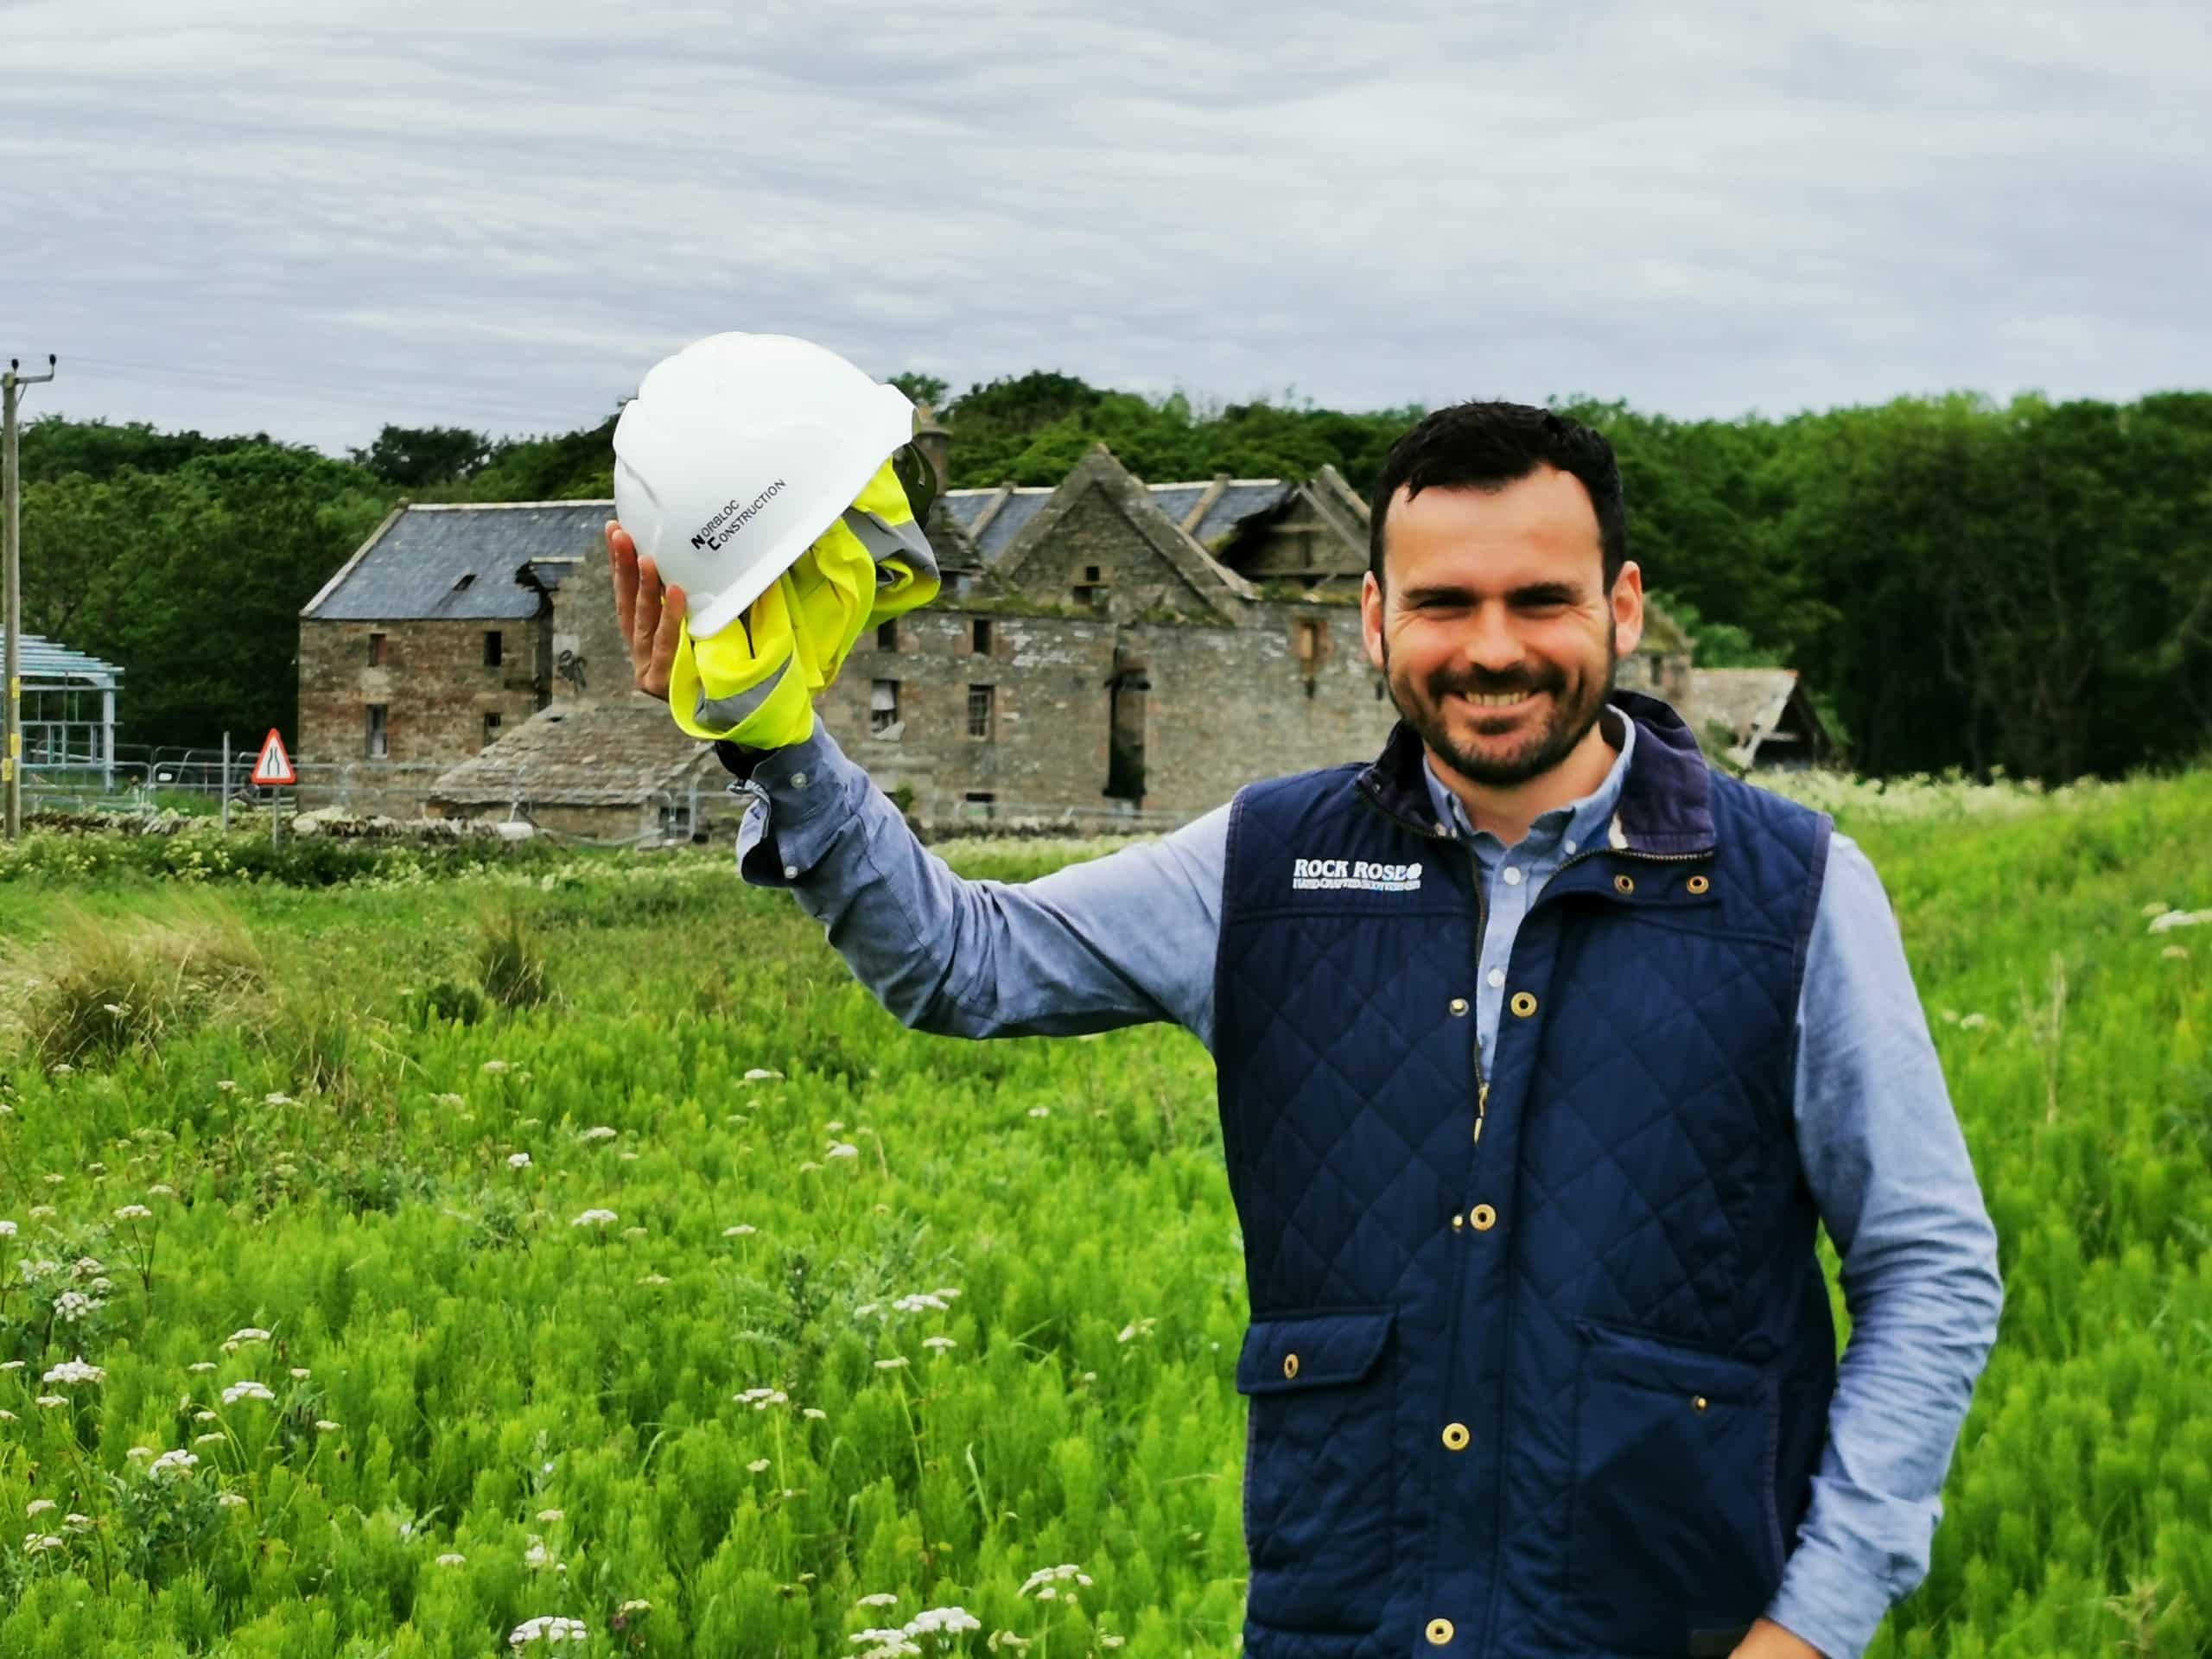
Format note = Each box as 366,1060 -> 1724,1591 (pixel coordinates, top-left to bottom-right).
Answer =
1382,618 -> 1617,790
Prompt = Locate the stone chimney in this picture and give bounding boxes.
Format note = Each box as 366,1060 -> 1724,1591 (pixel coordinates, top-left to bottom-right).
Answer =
912,404 -> 951,495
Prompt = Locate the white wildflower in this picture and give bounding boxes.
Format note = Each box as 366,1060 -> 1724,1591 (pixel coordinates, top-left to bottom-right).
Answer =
42,1173 -> 65,1185
0,1362 -> 21,1372
569,1209 -> 618,1228
35,1395 -> 68,1409
923,1336 -> 957,1353
509,1615 -> 587,1646
1017,1563 -> 1094,1596
263,1092 -> 295,1106
434,1093 -> 466,1109
1959,1013 -> 1989,1029
803,1407 -> 827,1421
826,1141 -> 859,1160
194,1433 -> 226,1447
723,1224 -> 757,1237
435,1551 -> 465,1565
1027,1106 -> 1050,1118
222,1380 -> 276,1405
54,1291 -> 98,1323
907,1606 -> 982,1635
27,1205 -> 54,1219
579,1126 -> 618,1143
2162,944 -> 2190,960
874,1356 -> 910,1370
228,1327 -> 271,1344
147,1183 -> 176,1197
638,1272 -> 670,1286
893,1293 -> 950,1313
25,1499 -> 56,1517
315,1420 -> 341,1433
125,1446 -> 154,1460
0,1220 -> 14,1237
42,1357 -> 105,1386
537,1508 -> 564,1523
523,1539 -> 556,1570
855,1592 -> 900,1608
194,1410 -> 219,1423
23,1535 -> 66,1554
2148,908 -> 2212,933
219,1492 -> 248,1510
747,1458 -> 772,1472
113,1204 -> 153,1221
149,1448 -> 199,1475
480,1060 -> 510,1074
851,1632 -> 920,1656
188,1362 -> 217,1374
741,1067 -> 783,1083
735,1388 -> 789,1409
1117,1318 -> 1157,1344
289,1368 -> 311,1380
507,1153 -> 533,1169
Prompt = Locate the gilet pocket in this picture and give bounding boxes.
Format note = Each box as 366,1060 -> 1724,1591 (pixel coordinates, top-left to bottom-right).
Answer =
1235,1306 -> 1396,1635
1566,1319 -> 1786,1657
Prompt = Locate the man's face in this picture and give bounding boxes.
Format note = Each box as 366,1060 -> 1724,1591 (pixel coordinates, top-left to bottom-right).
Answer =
1360,465 -> 1643,790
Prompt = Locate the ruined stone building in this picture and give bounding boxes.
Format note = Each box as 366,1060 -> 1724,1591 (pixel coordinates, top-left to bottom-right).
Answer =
297,442 -> 1769,842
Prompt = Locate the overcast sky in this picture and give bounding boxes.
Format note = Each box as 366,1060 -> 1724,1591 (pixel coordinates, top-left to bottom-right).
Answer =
4,0 -> 2206,455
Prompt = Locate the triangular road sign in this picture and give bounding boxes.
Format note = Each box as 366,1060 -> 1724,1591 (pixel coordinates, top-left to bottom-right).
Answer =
251,728 -> 296,787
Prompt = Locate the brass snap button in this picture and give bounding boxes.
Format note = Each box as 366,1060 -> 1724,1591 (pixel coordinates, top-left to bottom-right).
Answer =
1613,874 -> 1635,894
1450,1211 -> 1465,1230
1693,1395 -> 1708,1412
1509,992 -> 1537,1018
1441,1422 -> 1470,1451
1282,1353 -> 1300,1380
1470,1204 -> 1497,1231
1426,1618 -> 1455,1646
1687,874 -> 1710,894
1447,996 -> 1469,1016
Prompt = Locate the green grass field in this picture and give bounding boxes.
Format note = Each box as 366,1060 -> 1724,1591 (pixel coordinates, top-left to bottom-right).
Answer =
0,765 -> 2208,1657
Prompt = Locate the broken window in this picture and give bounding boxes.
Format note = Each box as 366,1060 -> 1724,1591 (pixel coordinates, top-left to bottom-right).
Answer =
482,711 -> 502,748
871,680 -> 900,735
877,620 -> 898,651
968,684 -> 996,741
1073,563 -> 1110,607
368,632 -> 386,666
963,791 -> 995,822
972,618 -> 992,654
365,703 -> 389,759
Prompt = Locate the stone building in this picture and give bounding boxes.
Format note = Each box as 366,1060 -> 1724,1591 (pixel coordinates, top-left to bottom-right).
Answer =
1688,667 -> 1837,772
296,445 -> 1731,839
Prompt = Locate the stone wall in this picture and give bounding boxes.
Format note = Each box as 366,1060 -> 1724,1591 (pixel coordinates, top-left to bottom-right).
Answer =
546,563 -> 629,706
299,616 -> 548,767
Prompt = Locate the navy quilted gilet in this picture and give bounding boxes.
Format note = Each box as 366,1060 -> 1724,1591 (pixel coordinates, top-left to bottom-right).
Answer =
1215,690 -> 1837,1659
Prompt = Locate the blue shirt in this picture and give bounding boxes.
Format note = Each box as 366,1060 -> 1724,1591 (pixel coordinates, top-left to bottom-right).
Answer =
727,711 -> 2003,1659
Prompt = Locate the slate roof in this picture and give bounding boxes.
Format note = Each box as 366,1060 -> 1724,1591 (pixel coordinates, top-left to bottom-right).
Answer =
941,479 -> 1294,563
17,635 -> 124,686
1688,668 -> 1799,742
302,502 -> 613,622
429,696 -> 719,808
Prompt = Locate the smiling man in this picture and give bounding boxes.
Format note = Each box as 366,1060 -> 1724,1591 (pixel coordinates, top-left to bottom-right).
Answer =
612,399 -> 2003,1659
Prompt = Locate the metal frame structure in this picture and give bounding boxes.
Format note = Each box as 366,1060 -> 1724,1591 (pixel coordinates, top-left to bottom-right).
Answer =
20,634 -> 123,785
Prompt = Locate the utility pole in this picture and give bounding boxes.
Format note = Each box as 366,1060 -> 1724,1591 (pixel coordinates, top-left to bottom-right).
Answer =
3,354 -> 58,842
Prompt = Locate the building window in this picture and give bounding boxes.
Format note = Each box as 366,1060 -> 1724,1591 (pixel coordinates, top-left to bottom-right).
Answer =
972,618 -> 992,654
368,632 -> 386,666
482,711 -> 502,748
963,791 -> 995,822
1294,618 -> 1322,666
485,630 -> 503,668
877,620 -> 898,651
1073,563 -> 1109,607
365,703 -> 389,759
871,679 -> 900,735
968,683 -> 995,741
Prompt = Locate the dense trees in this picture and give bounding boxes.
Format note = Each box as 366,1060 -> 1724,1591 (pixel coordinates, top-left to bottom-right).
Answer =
16,385 -> 2210,780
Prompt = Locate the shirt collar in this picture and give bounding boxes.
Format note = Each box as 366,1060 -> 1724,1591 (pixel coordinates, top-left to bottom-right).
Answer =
1420,703 -> 1637,854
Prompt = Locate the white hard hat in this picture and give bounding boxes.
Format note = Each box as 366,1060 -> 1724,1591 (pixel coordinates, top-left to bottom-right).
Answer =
613,333 -> 917,639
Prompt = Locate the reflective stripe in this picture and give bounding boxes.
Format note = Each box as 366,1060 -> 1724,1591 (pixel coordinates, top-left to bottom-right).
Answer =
842,506 -> 939,581
693,652 -> 791,730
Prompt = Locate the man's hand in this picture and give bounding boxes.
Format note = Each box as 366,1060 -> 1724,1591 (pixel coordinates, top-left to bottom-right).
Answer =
607,519 -> 686,702
1730,1618 -> 1826,1659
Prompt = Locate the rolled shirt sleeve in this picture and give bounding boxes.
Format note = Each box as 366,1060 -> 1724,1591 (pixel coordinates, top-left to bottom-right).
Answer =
1764,833 -> 2005,1659
728,716 -> 1226,1045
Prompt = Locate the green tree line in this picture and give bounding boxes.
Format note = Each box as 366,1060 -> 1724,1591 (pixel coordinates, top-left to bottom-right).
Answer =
17,380 -> 2212,780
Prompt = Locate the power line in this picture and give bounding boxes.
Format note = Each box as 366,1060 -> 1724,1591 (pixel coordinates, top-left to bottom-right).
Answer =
5,353 -> 61,842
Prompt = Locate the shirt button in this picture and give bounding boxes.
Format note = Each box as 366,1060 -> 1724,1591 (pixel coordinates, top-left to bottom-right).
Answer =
1564,838 -> 1578,855
783,864 -> 799,880
1426,1618 -> 1455,1645
1486,968 -> 1505,988
790,771 -> 808,788
1502,866 -> 1522,886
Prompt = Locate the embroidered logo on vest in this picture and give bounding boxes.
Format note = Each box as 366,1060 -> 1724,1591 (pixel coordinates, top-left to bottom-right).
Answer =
1290,856 -> 1424,893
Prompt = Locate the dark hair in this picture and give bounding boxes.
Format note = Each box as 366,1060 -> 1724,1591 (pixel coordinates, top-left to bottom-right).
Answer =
1368,402 -> 1626,594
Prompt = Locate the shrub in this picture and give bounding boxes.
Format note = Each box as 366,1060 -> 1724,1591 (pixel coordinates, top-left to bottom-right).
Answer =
475,906 -> 551,1011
